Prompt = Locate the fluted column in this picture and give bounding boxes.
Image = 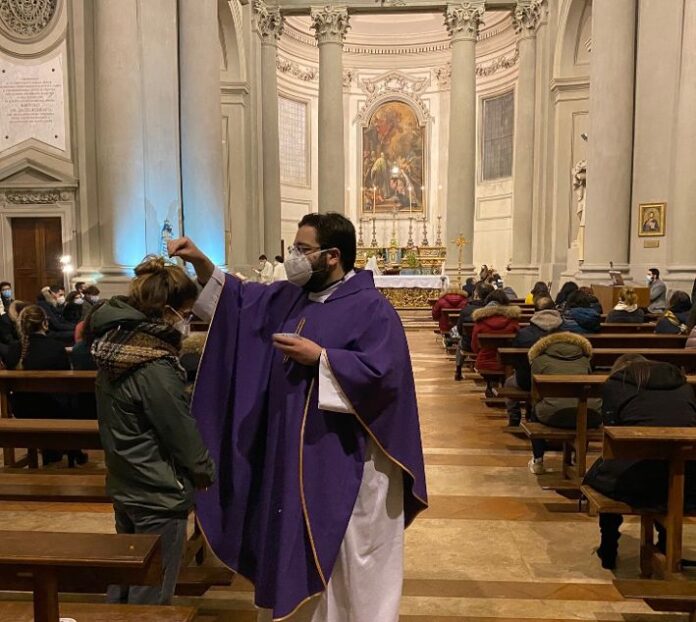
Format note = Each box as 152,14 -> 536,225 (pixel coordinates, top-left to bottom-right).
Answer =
668,0 -> 696,274
510,0 -> 542,269
255,0 -> 284,257
311,6 -> 350,214
581,0 -> 637,276
179,0 -> 227,267
444,2 -> 484,270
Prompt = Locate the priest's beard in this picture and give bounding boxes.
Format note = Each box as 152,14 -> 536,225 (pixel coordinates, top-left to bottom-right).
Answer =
303,254 -> 332,293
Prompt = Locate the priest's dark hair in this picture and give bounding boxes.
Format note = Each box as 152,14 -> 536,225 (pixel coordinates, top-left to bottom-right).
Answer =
298,212 -> 356,272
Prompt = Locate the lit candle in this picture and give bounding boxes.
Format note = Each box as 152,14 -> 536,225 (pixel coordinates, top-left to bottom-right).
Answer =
409,186 -> 413,213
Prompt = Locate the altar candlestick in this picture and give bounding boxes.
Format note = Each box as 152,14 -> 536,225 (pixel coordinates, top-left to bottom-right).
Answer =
357,218 -> 364,247
407,217 -> 414,248
371,217 -> 378,247
421,217 -> 429,247
372,186 -> 377,212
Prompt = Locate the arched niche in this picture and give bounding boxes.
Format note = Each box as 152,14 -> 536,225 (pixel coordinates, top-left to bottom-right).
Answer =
554,0 -> 592,80
218,0 -> 245,83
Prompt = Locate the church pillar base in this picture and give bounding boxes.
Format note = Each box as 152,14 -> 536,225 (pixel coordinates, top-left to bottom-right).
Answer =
577,262 -> 630,286
506,264 -> 539,299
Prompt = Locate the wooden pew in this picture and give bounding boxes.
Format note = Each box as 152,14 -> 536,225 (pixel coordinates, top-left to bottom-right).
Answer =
479,333 -> 687,351
614,579 -> 696,621
0,602 -> 195,622
0,370 -> 97,466
584,427 -> 696,580
0,531 -> 162,622
499,348 -> 696,371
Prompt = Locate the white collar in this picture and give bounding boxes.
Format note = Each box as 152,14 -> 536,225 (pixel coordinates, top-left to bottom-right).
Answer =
308,270 -> 356,304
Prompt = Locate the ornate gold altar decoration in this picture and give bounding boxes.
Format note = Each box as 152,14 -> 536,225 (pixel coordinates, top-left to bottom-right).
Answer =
355,244 -> 446,274
452,232 -> 469,287
377,287 -> 441,308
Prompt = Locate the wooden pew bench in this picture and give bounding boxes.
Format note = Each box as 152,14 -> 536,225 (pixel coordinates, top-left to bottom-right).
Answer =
0,371 -> 98,467
0,602 -> 196,622
598,427 -> 696,579
0,531 -> 162,622
479,332 -> 687,352
614,579 -> 696,621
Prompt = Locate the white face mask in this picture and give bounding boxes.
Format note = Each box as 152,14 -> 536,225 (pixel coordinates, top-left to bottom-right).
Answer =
56,295 -> 66,305
284,250 -> 314,287
74,297 -> 84,305
166,306 -> 191,338
646,275 -> 653,284
87,295 -> 100,304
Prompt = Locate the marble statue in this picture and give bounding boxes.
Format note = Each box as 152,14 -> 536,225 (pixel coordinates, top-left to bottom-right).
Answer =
572,159 -> 586,261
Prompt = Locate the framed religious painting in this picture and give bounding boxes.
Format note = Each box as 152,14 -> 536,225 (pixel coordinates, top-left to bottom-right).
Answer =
361,100 -> 426,216
638,202 -> 666,237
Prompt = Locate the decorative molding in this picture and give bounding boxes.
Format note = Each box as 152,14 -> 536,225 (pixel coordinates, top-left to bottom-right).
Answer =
310,6 -> 350,44
0,0 -> 58,40
6,190 -> 61,204
356,70 -> 431,124
435,48 -> 519,87
444,2 -> 485,42
277,55 -> 318,81
253,0 -> 284,41
512,0 -> 545,36
343,69 -> 354,88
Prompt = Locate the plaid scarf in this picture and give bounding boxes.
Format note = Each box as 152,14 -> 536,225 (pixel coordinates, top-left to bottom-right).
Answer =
92,321 -> 184,382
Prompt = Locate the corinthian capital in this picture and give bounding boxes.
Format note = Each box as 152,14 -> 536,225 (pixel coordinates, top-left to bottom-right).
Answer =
310,6 -> 350,45
444,2 -> 485,42
512,0 -> 546,37
254,0 -> 284,42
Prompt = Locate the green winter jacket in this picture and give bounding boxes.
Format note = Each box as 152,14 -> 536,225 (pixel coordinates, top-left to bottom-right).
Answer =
91,298 -> 215,516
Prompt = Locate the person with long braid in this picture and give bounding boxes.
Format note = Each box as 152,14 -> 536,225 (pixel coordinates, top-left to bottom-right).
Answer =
4,305 -> 75,465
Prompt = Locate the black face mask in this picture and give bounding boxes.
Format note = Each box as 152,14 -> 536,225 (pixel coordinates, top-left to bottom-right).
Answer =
303,252 -> 331,293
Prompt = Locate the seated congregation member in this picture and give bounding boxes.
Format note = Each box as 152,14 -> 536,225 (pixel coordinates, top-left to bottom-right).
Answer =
583,355 -> 696,569
579,286 -> 603,314
463,277 -> 476,298
454,281 -> 494,380
37,284 -> 76,344
525,281 -> 550,305
3,305 -> 78,465
527,332 -> 601,474
686,305 -> 696,349
471,290 -> 521,373
505,297 -> 566,427
1,281 -> 13,312
606,287 -> 645,324
432,287 -> 468,334
654,290 -> 691,334
562,290 -> 602,334
554,281 -> 578,311
90,256 -> 215,606
81,284 -> 101,318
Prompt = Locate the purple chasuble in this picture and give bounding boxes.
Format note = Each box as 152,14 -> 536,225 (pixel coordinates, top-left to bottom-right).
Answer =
191,269 -> 427,619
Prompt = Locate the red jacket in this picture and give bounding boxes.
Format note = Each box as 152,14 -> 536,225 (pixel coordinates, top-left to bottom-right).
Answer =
432,293 -> 468,332
471,304 -> 522,371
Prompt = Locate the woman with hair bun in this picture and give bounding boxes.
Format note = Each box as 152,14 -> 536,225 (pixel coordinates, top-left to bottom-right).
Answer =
4,305 -> 74,465
90,255 -> 215,606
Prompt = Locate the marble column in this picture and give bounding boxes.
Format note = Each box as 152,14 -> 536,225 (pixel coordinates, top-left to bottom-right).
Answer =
581,0 -> 637,276
444,2 -> 484,271
179,0 -> 227,267
93,0 -> 146,274
255,0 -> 284,257
510,0 -> 543,270
311,6 -> 350,215
668,0 -> 696,274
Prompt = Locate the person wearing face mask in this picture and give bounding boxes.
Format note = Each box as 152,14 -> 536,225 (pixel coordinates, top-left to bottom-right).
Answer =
272,254 -> 287,282
254,254 -> 274,284
0,281 -> 13,312
37,284 -> 77,344
646,267 -> 667,314
90,255 -> 215,606
168,212 -> 427,622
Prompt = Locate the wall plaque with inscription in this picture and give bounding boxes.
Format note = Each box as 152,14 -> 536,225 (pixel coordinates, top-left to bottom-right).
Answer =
0,49 -> 65,152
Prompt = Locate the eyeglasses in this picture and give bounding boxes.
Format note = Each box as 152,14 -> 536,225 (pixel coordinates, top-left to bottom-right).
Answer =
288,245 -> 322,256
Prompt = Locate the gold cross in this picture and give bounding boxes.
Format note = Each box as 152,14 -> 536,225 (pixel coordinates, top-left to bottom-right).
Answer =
452,233 -> 468,248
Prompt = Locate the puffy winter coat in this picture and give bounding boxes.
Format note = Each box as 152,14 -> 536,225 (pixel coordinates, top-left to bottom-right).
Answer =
606,307 -> 645,324
563,307 -> 602,334
655,310 -> 690,334
583,362 -> 696,507
432,293 -> 468,333
528,332 -> 601,426
471,304 -> 521,372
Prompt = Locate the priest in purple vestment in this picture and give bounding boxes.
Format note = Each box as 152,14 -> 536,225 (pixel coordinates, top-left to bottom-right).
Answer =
168,213 -> 427,621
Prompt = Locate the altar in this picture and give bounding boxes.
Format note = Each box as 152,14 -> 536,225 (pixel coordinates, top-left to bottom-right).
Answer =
372,274 -> 448,308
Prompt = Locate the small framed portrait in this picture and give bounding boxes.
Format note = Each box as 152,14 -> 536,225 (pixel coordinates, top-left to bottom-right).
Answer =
638,202 -> 666,237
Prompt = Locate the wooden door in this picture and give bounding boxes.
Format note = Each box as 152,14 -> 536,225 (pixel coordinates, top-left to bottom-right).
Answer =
11,218 -> 64,302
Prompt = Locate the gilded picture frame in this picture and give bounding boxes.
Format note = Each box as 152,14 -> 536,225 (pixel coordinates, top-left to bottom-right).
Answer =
638,202 -> 666,238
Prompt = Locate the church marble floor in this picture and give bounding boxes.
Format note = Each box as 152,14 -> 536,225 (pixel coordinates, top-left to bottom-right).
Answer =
0,329 -> 692,620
